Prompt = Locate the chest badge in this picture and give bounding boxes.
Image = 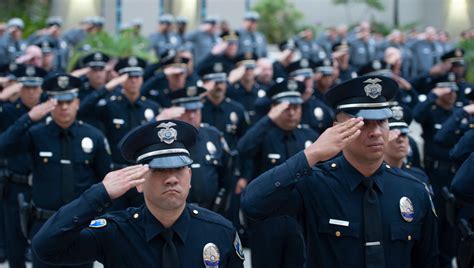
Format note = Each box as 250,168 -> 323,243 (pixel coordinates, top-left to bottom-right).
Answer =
399,197 -> 414,222
203,243 -> 220,268
206,141 -> 217,155
81,137 -> 94,153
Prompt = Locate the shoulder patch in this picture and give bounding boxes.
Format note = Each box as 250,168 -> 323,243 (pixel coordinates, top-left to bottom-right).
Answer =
233,233 -> 245,260
89,218 -> 107,228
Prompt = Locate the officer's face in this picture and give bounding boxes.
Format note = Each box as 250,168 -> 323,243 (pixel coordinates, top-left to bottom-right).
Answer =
51,99 -> 79,127
177,108 -> 201,129
208,81 -> 227,99
272,103 -> 302,131
385,132 -> 409,161
87,68 -> 107,88
20,86 -> 42,108
139,167 -> 191,211
438,90 -> 457,107
42,52 -> 54,70
225,42 -> 238,57
123,75 -> 143,93
337,113 -> 389,162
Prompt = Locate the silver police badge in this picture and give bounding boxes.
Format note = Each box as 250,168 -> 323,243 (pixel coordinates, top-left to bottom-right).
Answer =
313,107 -> 324,120
257,89 -> 266,98
58,76 -> 69,89
94,52 -> 103,61
26,66 -> 35,76
323,59 -> 331,66
288,80 -> 298,91
230,112 -> 238,124
300,58 -> 309,68
187,86 -> 197,97
81,137 -> 94,153
391,106 -> 404,120
144,108 -> 155,121
128,57 -> 138,66
157,122 -> 178,144
203,243 -> 220,268
399,196 -> 414,222
213,62 -> 224,73
206,141 -> 217,155
372,60 -> 382,70
363,78 -> 382,99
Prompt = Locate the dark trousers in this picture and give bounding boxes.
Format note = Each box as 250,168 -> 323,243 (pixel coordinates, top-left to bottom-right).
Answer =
249,215 -> 305,268
425,160 -> 457,268
2,183 -> 30,268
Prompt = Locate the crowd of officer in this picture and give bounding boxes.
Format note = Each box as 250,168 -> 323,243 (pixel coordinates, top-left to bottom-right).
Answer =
0,10 -> 473,268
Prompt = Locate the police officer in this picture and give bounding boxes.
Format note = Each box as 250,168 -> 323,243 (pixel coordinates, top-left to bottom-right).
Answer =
434,101 -> 474,152
237,80 -> 318,268
313,59 -> 338,100
384,105 -> 432,190
0,18 -> 27,65
196,30 -> 239,75
186,16 -> 220,66
227,52 -> 264,124
295,28 -> 327,63
237,11 -> 267,58
451,152 -> 474,204
348,22 -> 377,70
30,35 -> 58,72
0,73 -> 111,268
32,120 -> 245,267
80,56 -> 159,170
409,27 -> 443,77
241,75 -> 439,267
62,17 -> 94,48
0,65 -> 47,268
175,16 -> 188,45
272,39 -> 296,81
75,51 -> 111,131
332,40 -> 358,83
165,86 -> 233,213
450,128 -> 474,164
199,61 -> 248,150
149,14 -> 181,58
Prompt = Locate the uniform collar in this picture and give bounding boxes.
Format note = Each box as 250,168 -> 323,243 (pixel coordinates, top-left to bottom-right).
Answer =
339,156 -> 385,193
143,205 -> 190,243
50,120 -> 77,138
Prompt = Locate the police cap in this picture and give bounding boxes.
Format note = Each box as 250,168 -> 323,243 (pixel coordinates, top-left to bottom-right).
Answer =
267,79 -> 304,104
120,120 -> 198,169
42,73 -> 81,101
114,56 -> 147,76
168,86 -> 206,110
389,105 -> 412,134
287,58 -> 315,78
81,52 -> 110,69
325,75 -> 398,120
13,65 -> 48,87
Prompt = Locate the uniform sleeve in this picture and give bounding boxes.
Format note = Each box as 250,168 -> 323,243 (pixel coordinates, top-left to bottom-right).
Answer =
31,183 -> 112,265
0,113 -> 34,155
450,129 -> 474,162
413,92 -> 437,125
93,135 -> 112,182
241,151 -> 308,220
411,187 -> 439,267
78,87 -> 108,118
451,152 -> 474,204
434,108 -> 470,146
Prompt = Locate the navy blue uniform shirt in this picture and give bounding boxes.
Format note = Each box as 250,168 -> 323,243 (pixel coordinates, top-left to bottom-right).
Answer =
451,152 -> 474,204
241,152 -> 439,267
32,183 -> 244,267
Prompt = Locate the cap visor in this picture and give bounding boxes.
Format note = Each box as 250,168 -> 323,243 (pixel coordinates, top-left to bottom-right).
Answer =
127,71 -> 144,77
274,96 -> 303,105
181,101 -> 203,110
342,107 -> 393,120
50,93 -> 76,101
148,155 -> 193,169
23,82 -> 42,87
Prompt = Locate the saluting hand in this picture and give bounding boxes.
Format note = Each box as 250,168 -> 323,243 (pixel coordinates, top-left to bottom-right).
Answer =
105,73 -> 129,91
27,98 -> 57,122
268,101 -> 289,122
102,164 -> 149,200
388,129 -> 402,142
432,87 -> 452,97
463,103 -> 474,115
155,107 -> 186,121
70,67 -> 91,78
304,117 -> 364,166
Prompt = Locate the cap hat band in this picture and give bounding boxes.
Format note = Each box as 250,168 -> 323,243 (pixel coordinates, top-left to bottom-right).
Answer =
271,91 -> 302,100
389,122 -> 408,128
136,148 -> 190,162
337,101 -> 391,110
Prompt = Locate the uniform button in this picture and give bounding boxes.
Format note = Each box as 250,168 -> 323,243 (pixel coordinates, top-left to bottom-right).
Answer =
193,209 -> 199,215
385,164 -> 391,169
331,163 -> 337,168
97,207 -> 103,213
295,173 -> 301,178
73,216 -> 79,224
407,235 -> 412,241
133,213 -> 139,219
335,231 -> 341,237
274,181 -> 281,187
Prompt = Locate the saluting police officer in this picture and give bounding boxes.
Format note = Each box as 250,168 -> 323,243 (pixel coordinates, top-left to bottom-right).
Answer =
0,73 -> 112,268
0,18 -> 27,66
237,11 -> 267,58
0,65 -> 47,268
149,14 -> 182,59
32,120 -> 245,267
241,75 -> 438,267
237,80 -> 319,268
162,86 -> 234,214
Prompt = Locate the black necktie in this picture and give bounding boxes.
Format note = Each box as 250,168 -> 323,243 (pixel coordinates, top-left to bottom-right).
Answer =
161,229 -> 179,268
128,104 -> 140,128
284,134 -> 297,158
362,177 -> 385,268
60,130 -> 74,203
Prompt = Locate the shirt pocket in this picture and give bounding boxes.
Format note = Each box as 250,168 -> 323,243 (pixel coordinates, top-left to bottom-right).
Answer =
389,222 -> 422,267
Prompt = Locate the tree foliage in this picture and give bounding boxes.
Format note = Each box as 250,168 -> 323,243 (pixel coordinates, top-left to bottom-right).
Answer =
253,0 -> 304,44
332,0 -> 385,11
0,0 -> 50,37
459,38 -> 474,83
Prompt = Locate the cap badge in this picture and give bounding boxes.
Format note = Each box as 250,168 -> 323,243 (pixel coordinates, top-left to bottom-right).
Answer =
399,196 -> 414,222
203,243 -> 220,268
94,53 -> 103,61
157,122 -> 178,144
187,86 -> 197,97
300,58 -> 309,68
288,80 -> 298,91
42,40 -> 50,49
128,57 -> 138,67
363,78 -> 382,99
9,63 -> 17,71
26,66 -> 35,76
372,60 -> 382,70
323,59 -> 331,66
213,62 -> 223,72
58,76 -> 69,89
